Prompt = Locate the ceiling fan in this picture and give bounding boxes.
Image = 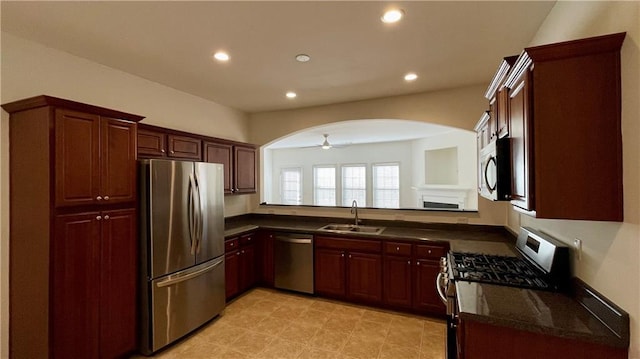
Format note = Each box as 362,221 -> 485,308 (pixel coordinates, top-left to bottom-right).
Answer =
301,134 -> 350,150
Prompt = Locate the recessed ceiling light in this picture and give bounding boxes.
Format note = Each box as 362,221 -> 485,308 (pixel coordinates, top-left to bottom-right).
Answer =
295,54 -> 311,63
286,91 -> 297,99
404,73 -> 418,81
213,51 -> 229,62
381,9 -> 404,24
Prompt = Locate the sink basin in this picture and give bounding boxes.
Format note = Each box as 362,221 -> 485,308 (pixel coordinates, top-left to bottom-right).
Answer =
319,224 -> 385,235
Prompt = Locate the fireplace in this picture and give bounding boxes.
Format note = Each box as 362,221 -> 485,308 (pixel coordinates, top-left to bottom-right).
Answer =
413,185 -> 472,210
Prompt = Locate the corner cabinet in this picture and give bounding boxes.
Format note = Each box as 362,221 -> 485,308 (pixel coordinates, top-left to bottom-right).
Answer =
2,95 -> 143,359
503,32 -> 625,221
204,141 -> 257,194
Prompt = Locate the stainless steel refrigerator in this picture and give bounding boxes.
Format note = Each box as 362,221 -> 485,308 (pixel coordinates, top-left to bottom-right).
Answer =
138,159 -> 225,355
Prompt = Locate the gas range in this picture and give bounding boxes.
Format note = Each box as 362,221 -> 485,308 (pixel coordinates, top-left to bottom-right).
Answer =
448,252 -> 552,290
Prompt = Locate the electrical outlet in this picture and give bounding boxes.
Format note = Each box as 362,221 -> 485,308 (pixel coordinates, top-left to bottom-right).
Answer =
574,238 -> 583,261
457,217 -> 469,224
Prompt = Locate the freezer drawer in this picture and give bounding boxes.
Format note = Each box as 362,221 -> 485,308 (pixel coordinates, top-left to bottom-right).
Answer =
274,233 -> 314,294
145,256 -> 225,354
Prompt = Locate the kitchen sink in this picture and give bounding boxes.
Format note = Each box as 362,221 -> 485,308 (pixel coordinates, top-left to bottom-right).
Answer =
318,224 -> 385,235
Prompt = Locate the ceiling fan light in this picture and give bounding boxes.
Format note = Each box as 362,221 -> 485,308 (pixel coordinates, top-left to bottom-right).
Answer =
321,134 -> 332,149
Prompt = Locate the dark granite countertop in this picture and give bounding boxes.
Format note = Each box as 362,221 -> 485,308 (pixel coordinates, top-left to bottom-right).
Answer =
456,281 -> 627,348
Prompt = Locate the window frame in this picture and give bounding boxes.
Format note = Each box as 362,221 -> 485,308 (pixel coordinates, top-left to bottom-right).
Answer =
312,165 -> 337,206
279,167 -> 303,205
372,162 -> 400,209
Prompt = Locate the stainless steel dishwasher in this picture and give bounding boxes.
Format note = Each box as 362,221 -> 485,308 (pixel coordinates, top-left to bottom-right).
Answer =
274,232 -> 314,294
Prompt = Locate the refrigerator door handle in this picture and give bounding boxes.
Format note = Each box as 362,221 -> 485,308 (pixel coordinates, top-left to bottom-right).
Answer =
188,174 -> 197,255
155,257 -> 224,288
193,171 -> 203,254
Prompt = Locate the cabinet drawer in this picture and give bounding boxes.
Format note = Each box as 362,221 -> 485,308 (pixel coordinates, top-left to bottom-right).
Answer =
225,238 -> 239,252
239,233 -> 256,246
315,236 -> 381,253
384,242 -> 412,256
415,244 -> 446,259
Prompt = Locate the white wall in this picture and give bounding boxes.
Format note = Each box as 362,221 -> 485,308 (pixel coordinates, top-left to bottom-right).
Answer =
0,33 -> 254,358
506,2 -> 640,358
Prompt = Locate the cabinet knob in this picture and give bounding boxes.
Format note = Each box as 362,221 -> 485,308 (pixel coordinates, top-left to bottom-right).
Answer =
247,237 -> 251,241
428,249 -> 432,254
341,253 -> 345,257
161,149 -> 166,153
171,150 -> 175,154
348,254 -> 352,259
96,216 -> 102,221
230,242 -> 234,247
104,215 -> 110,220
241,250 -> 245,254
104,196 -> 110,201
96,196 -> 103,201
407,260 -> 411,265
396,246 -> 400,251
417,261 -> 421,266
237,251 -> 241,256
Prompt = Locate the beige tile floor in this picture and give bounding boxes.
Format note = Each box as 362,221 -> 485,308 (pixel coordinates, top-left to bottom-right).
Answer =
133,288 -> 446,359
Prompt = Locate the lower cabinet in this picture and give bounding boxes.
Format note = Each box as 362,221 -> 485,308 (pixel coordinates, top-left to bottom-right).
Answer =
225,232 -> 259,300
414,259 -> 445,315
383,255 -> 413,308
53,208 -> 137,359
314,236 -> 382,305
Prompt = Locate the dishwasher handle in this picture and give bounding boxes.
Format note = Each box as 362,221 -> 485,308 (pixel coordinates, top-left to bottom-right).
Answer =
274,234 -> 313,244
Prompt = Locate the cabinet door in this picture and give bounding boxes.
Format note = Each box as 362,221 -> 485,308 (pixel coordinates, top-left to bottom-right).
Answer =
260,232 -> 275,287
204,141 -> 233,194
508,72 -> 534,211
347,252 -> 382,303
414,259 -> 446,315
488,97 -> 497,143
55,109 -> 101,207
99,208 -> 137,358
314,248 -> 346,298
53,212 -> 101,358
168,134 -> 202,160
239,243 -> 257,291
233,145 -> 256,194
383,256 -> 412,308
101,118 -> 137,204
496,88 -> 510,138
137,128 -> 167,157
225,250 -> 240,300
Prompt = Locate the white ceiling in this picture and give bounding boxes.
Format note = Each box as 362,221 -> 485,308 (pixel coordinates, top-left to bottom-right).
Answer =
1,1 -> 555,113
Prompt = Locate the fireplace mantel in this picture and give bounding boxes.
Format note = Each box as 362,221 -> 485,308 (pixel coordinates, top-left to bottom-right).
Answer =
412,185 -> 474,210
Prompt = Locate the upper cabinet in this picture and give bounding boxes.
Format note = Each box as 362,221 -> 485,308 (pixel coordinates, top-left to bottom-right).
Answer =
502,32 -> 625,221
485,56 -> 518,140
54,109 -> 137,207
138,124 -> 257,195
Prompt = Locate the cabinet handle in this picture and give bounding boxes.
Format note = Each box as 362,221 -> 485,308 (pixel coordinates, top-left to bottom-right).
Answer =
104,215 -> 110,220
96,196 -> 103,201
161,149 -> 166,153
237,251 -> 241,256
104,196 -> 109,201
96,216 -> 102,221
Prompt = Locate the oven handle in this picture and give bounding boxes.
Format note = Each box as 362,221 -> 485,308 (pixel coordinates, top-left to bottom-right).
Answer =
436,272 -> 448,305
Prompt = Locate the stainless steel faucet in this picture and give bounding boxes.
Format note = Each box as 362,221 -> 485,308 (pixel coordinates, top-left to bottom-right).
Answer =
351,200 -> 360,226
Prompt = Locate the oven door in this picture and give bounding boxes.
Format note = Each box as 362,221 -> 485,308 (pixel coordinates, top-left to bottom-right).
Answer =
437,261 -> 458,359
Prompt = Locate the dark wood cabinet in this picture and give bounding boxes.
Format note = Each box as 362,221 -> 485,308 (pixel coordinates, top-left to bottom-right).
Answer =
233,145 -> 257,194
167,134 -> 202,159
259,231 -> 275,287
204,141 -> 233,193
484,56 -> 518,141
383,255 -> 412,308
55,109 -> 136,207
224,232 -> 259,300
3,95 -> 143,359
314,248 -> 347,297
205,142 -> 257,194
137,128 -> 167,157
314,236 -> 382,304
503,33 -> 625,221
414,259 -> 444,315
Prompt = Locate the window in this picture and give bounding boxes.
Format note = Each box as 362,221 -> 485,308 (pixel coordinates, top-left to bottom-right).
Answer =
342,165 -> 366,206
373,163 -> 400,208
280,167 -> 302,205
313,166 -> 336,206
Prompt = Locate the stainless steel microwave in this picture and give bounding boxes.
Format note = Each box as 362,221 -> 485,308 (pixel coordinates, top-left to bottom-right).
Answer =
479,137 -> 511,201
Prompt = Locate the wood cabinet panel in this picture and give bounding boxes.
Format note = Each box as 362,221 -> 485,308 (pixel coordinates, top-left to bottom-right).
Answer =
508,74 -> 534,211
204,141 -> 233,193
316,236 -> 381,253
225,231 -> 260,300
53,212 -> 101,359
101,118 -> 137,204
234,145 -> 257,194
137,128 -> 167,157
314,248 -> 346,297
384,241 -> 412,256
239,243 -> 257,292
55,109 -> 101,207
347,252 -> 382,303
415,244 -> 446,259
225,250 -> 240,299
383,255 -> 412,308
260,232 -> 275,287
99,208 -> 137,358
496,88 -> 510,138
167,134 -> 202,160
414,259 -> 445,315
